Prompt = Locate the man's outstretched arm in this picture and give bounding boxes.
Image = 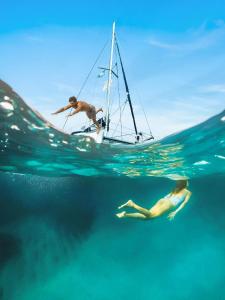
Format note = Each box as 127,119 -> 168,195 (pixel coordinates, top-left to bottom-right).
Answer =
52,104 -> 72,115
67,107 -> 82,117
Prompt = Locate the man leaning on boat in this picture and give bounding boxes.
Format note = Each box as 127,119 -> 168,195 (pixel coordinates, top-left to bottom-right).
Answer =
52,96 -> 103,133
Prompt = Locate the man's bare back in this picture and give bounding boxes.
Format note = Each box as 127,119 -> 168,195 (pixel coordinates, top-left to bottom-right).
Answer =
52,96 -> 103,133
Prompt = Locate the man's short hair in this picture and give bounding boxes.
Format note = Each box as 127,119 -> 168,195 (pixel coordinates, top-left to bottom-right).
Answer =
69,96 -> 77,103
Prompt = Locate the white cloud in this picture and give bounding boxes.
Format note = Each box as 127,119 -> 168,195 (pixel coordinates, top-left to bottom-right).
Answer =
148,39 -> 180,50
1,25 -> 225,139
24,34 -> 44,43
214,19 -> 225,28
149,36 -> 214,52
199,84 -> 225,93
53,82 -> 77,94
148,21 -> 225,53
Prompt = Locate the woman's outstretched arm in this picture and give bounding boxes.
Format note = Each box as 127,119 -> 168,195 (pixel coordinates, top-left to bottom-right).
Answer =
168,191 -> 192,220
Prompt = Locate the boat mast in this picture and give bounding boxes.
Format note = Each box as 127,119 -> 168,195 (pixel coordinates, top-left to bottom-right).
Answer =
115,37 -> 139,138
105,22 -> 116,132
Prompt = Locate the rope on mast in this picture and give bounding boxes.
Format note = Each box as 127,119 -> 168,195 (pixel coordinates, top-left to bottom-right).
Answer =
115,48 -> 123,138
137,94 -> 154,138
62,40 -> 108,130
111,100 -> 127,137
115,36 -> 139,138
105,21 -> 116,132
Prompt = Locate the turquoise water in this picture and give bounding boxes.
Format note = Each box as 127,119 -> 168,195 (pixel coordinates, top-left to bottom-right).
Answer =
0,79 -> 225,300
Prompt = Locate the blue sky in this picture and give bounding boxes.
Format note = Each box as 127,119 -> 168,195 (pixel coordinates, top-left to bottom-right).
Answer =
1,0 -> 225,137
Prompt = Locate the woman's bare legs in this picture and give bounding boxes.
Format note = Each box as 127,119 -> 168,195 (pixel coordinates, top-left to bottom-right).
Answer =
117,200 -> 152,219
118,200 -> 151,216
116,199 -> 171,220
116,211 -> 148,219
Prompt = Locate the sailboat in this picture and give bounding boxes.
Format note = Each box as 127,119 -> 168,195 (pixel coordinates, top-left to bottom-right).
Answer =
69,22 -> 154,145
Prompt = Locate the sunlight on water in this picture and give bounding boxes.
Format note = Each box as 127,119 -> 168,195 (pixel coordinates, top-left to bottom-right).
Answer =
0,80 -> 224,179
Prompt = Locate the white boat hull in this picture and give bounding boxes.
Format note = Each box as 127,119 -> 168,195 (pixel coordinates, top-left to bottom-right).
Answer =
74,129 -> 104,144
72,129 -> 154,146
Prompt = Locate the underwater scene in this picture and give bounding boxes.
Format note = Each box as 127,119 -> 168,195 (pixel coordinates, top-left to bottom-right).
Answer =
0,79 -> 225,300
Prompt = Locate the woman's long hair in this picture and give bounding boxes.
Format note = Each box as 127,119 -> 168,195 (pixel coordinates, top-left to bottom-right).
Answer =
172,180 -> 188,194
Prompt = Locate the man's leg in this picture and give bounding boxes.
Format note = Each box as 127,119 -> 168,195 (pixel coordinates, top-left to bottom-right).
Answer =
96,108 -> 103,114
92,115 -> 101,133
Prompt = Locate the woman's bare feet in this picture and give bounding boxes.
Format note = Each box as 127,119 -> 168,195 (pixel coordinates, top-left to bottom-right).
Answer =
118,200 -> 134,210
116,211 -> 126,218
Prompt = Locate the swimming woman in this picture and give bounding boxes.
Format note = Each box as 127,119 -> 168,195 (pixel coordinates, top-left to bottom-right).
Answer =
116,180 -> 191,221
